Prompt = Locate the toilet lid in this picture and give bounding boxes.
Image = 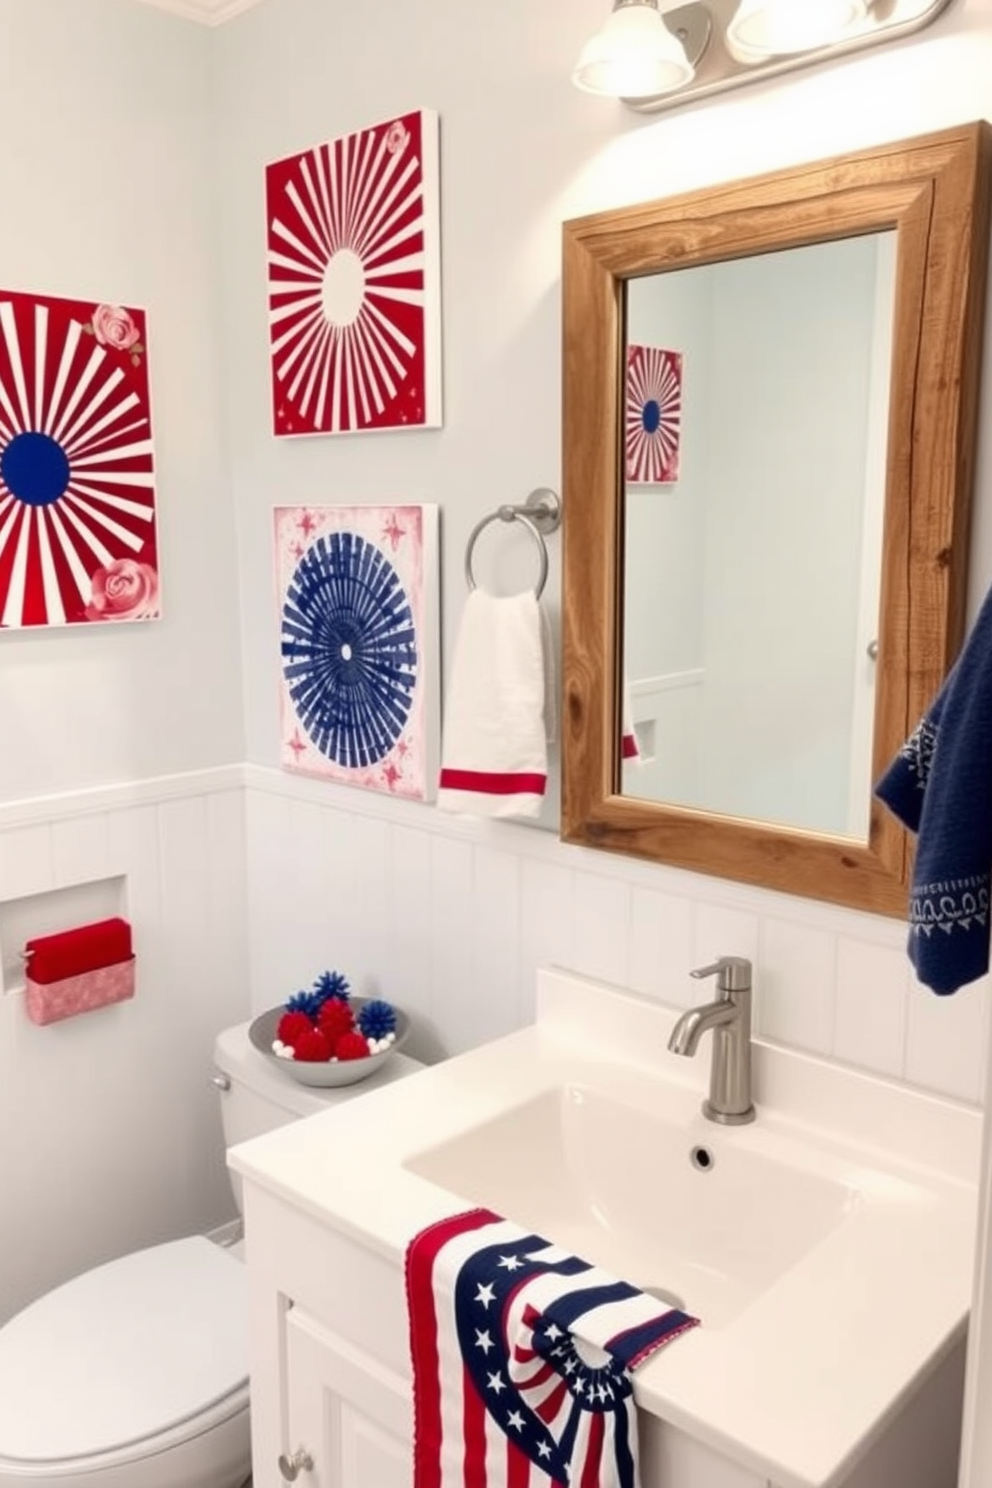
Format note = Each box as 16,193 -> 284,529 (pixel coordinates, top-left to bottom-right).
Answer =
0,1236 -> 247,1463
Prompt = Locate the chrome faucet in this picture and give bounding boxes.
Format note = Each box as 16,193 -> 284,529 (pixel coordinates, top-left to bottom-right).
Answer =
667,956 -> 755,1125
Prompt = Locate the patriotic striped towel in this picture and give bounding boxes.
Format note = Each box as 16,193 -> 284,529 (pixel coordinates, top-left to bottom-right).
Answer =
406,1208 -> 699,1488
437,589 -> 550,819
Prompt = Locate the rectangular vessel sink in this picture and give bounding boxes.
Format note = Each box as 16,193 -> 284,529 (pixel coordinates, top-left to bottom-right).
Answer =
404,1084 -> 860,1327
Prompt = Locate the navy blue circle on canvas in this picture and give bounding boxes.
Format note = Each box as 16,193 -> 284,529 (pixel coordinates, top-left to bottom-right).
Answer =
641,399 -> 661,435
281,531 -> 418,769
1,432 -> 71,506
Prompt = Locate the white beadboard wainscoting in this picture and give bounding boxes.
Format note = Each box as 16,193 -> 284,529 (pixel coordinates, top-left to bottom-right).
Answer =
0,767 -> 249,1324
243,764 -> 990,1105
2,757 -> 983,1327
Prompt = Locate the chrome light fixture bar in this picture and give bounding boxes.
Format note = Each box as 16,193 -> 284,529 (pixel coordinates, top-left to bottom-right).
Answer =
573,0 -> 955,113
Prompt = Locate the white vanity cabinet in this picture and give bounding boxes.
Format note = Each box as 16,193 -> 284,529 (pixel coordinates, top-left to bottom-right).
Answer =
240,1172 -> 767,1488
241,1177 -> 770,1488
283,1305 -> 409,1488
241,1184 -> 413,1488
232,970 -> 980,1488
238,1178 -> 780,1488
240,1172 -> 966,1488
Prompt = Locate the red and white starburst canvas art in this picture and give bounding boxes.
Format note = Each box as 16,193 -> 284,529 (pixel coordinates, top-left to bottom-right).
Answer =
625,343 -> 683,485
276,504 -> 440,801
266,109 -> 442,438
0,291 -> 159,629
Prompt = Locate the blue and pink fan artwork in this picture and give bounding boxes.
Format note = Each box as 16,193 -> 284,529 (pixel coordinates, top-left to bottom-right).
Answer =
0,289 -> 159,629
625,343 -> 683,486
275,504 -> 440,801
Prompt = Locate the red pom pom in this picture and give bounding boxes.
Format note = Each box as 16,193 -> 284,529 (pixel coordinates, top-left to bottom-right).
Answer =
293,1026 -> 333,1062
334,1031 -> 370,1061
317,1000 -> 354,1039
277,1010 -> 313,1048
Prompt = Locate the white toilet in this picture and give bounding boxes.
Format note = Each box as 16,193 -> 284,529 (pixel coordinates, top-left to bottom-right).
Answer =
0,1020 -> 422,1488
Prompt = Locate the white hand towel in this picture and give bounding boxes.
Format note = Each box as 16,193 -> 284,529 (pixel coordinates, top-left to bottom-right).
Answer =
438,588 -> 548,818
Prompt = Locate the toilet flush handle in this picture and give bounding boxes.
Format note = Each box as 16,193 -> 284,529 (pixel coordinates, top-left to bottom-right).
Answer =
210,1072 -> 231,1091
278,1447 -> 314,1481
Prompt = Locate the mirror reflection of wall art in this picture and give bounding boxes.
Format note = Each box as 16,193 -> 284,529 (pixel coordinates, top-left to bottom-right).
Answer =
266,109 -> 442,438
625,343 -> 682,484
0,290 -> 159,629
276,504 -> 440,801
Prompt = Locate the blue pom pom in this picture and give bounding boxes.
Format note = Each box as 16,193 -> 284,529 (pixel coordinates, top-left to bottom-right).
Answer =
285,988 -> 324,1018
357,998 -> 397,1039
314,969 -> 351,1003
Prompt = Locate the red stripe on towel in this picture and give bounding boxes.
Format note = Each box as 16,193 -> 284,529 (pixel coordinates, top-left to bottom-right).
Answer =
439,769 -> 546,796
407,1208 -> 499,1488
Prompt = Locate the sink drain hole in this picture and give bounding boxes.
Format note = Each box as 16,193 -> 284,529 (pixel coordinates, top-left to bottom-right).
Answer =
690,1144 -> 715,1172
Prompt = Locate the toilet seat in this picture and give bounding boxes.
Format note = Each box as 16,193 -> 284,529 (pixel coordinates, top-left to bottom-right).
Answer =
0,1236 -> 248,1478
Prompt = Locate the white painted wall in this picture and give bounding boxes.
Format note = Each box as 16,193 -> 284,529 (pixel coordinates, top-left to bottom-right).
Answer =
215,0 -> 992,1074
0,0 -> 247,1319
623,238 -> 887,833
0,769 -> 249,1323
698,238 -> 880,834
624,270 -> 709,801
624,271 -> 709,683
0,0 -> 244,803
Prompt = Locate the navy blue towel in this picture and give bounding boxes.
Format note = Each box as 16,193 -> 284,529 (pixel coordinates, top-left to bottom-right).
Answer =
875,587 -> 992,995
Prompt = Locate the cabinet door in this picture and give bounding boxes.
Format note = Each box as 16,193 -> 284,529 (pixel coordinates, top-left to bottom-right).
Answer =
281,1304 -> 412,1488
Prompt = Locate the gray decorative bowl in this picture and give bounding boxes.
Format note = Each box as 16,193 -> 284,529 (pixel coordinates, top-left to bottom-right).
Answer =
248,999 -> 410,1088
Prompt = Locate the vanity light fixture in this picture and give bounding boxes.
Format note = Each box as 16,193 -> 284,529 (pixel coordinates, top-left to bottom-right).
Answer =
572,0 -> 699,98
726,0 -> 868,59
572,0 -> 955,113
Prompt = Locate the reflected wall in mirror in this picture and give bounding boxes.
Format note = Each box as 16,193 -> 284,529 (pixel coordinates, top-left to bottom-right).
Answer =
623,231 -> 896,840
562,124 -> 992,916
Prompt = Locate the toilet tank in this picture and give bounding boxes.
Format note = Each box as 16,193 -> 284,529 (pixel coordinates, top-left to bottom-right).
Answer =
213,1020 -> 424,1213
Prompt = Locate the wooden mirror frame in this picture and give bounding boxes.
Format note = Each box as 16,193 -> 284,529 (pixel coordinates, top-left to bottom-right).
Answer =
561,123 -> 992,916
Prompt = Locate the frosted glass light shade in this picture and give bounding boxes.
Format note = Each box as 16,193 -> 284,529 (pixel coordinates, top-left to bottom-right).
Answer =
572,1 -> 695,98
726,0 -> 869,58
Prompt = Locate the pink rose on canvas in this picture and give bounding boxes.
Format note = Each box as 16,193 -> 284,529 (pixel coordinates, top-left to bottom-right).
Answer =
86,560 -> 159,621
385,121 -> 409,155
91,304 -> 140,352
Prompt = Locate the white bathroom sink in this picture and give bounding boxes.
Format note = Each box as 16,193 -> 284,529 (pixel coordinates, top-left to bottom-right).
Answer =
404,1082 -> 860,1326
230,967 -> 980,1488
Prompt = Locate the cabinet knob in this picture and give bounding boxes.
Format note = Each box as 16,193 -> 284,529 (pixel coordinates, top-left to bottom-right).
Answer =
278,1447 -> 314,1481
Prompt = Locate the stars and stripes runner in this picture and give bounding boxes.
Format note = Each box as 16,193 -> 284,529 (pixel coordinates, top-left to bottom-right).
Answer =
406,1208 -> 699,1488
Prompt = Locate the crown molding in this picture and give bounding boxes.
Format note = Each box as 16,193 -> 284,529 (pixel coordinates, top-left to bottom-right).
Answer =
126,0 -> 267,25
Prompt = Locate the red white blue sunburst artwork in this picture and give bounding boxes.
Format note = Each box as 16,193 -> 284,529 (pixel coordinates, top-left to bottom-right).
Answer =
266,109 -> 442,438
0,291 -> 158,629
625,343 -> 683,485
276,505 -> 440,801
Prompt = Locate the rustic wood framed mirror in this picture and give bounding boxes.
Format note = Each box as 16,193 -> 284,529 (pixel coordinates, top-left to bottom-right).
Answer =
561,123 -> 992,916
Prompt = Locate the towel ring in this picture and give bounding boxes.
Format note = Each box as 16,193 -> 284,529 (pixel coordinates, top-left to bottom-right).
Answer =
464,488 -> 561,599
